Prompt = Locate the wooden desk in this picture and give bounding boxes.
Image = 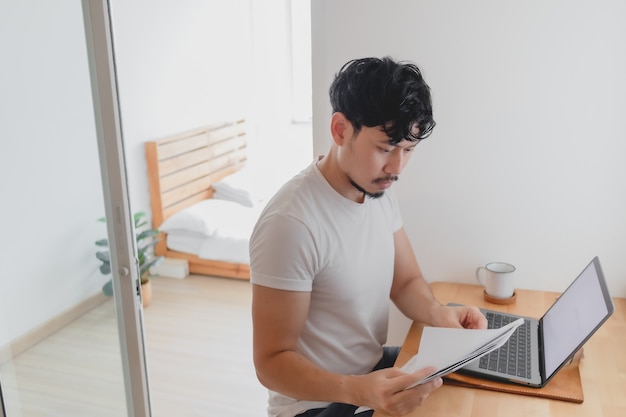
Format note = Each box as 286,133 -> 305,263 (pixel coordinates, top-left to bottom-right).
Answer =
374,282 -> 626,417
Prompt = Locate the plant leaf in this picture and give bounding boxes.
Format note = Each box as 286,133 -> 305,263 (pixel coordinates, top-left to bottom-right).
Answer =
140,256 -> 164,276
102,279 -> 114,296
99,262 -> 111,275
95,238 -> 109,247
134,211 -> 147,226
96,211 -> 163,284
137,238 -> 160,253
136,229 -> 160,241
96,251 -> 110,262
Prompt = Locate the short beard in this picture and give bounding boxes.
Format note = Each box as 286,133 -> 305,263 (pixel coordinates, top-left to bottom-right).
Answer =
349,176 -> 398,200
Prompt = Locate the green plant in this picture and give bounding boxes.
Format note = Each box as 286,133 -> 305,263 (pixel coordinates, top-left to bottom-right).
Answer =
95,211 -> 163,296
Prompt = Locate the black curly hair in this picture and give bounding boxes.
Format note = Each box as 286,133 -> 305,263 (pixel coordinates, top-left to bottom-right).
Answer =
329,56 -> 436,143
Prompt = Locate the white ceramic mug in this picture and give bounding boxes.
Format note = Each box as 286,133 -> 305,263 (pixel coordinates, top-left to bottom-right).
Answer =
475,262 -> 516,298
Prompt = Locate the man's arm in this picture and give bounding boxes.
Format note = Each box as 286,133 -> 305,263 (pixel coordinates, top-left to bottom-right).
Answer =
251,284 -> 344,399
251,283 -> 443,415
390,228 -> 487,329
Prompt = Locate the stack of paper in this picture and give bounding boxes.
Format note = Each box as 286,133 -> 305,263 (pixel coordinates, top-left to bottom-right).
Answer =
402,318 -> 524,388
355,318 -> 524,414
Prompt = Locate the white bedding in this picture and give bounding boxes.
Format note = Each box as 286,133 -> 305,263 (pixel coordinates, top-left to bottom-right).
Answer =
166,231 -> 251,264
165,231 -> 205,255
160,168 -> 273,264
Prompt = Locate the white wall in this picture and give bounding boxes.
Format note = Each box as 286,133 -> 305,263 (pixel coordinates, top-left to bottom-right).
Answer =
109,0 -> 255,213
0,0 -> 311,347
0,1 -> 106,346
110,0 -> 312,215
311,0 -> 626,302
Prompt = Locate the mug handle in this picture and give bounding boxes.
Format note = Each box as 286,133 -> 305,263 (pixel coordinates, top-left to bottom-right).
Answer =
475,267 -> 486,285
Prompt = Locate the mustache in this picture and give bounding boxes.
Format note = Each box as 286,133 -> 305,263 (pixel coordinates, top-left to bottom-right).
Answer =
373,175 -> 399,184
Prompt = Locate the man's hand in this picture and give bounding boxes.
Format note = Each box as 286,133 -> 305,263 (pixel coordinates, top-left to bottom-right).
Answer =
430,304 -> 487,329
349,366 -> 443,417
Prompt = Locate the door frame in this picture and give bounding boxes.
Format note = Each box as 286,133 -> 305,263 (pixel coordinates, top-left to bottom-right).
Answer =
82,1 -> 151,416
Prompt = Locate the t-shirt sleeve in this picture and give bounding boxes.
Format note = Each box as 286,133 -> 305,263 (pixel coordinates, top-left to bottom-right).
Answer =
249,212 -> 317,292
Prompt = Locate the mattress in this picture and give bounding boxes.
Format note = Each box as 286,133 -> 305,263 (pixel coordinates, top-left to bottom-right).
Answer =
166,232 -> 250,264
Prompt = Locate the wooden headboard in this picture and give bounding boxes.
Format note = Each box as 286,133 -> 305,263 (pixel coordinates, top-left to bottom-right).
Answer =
145,118 -> 250,279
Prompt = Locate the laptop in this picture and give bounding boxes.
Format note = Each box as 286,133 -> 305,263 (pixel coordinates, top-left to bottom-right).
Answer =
458,256 -> 614,387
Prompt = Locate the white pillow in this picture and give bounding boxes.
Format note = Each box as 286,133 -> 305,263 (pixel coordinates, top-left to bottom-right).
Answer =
165,231 -> 206,255
213,188 -> 258,208
159,199 -> 256,237
212,170 -> 256,207
212,169 -> 277,207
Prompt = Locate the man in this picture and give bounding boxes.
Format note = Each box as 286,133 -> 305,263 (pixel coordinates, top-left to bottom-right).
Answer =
249,56 -> 487,417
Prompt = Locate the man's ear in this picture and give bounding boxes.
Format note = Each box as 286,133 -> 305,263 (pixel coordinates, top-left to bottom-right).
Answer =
330,112 -> 352,146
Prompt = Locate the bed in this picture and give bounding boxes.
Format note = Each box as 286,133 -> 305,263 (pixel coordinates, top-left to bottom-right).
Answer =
145,119 -> 268,280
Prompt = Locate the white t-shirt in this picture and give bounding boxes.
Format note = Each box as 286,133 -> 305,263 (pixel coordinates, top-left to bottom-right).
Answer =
249,162 -> 403,417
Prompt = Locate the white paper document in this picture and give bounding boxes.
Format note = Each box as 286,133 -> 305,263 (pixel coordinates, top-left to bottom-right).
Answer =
402,317 -> 524,388
355,318 -> 524,413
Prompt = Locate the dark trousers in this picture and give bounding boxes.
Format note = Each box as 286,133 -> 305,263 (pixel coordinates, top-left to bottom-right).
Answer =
295,346 -> 401,417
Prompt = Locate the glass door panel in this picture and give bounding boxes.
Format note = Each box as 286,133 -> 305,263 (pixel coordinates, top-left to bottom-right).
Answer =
0,1 -> 149,415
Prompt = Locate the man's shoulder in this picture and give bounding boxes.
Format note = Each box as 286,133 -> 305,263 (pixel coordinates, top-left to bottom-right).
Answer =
264,165 -> 322,211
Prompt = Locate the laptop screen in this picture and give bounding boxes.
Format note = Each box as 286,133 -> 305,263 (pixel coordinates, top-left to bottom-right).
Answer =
540,257 -> 614,378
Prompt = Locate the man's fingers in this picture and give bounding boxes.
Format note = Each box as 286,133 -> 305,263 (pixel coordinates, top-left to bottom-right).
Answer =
388,369 -> 443,414
392,366 -> 437,391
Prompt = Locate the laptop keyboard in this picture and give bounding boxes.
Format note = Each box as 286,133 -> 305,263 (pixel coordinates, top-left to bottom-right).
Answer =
479,311 -> 532,378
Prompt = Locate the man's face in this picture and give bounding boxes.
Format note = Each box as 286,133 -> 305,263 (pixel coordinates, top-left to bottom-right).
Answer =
339,125 -> 418,199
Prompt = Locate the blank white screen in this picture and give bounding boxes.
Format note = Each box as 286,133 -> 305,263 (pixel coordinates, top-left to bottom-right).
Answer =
541,261 -> 609,377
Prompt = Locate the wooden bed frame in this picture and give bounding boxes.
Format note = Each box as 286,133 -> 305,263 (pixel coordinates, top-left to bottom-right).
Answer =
145,119 -> 250,280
